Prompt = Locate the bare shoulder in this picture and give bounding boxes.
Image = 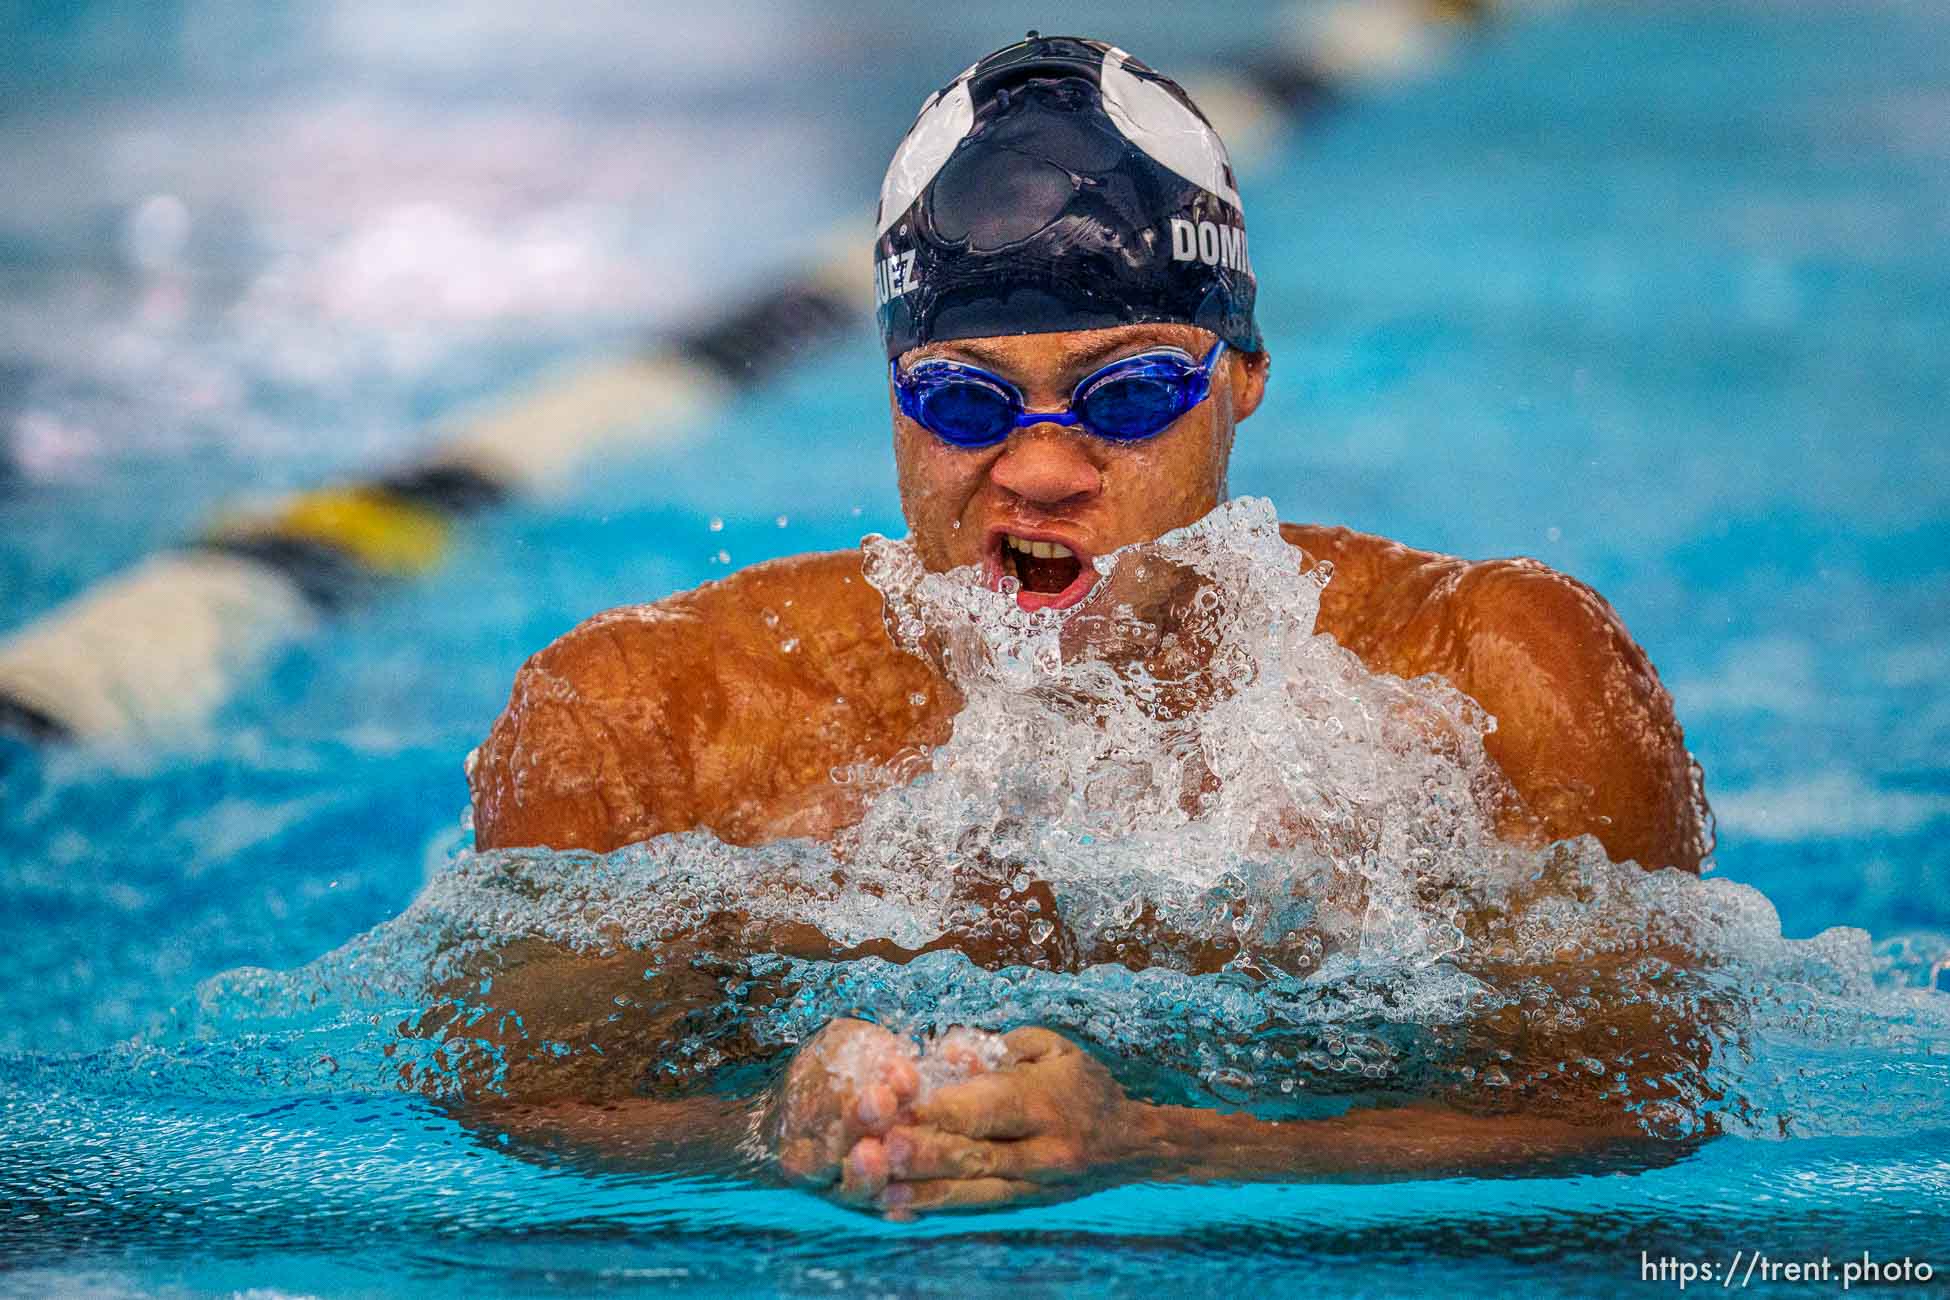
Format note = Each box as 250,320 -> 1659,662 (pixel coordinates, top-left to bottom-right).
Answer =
1279,522 -> 1632,677
469,550 -> 945,853
487,549 -> 884,746
1279,521 -> 1708,872
1278,522 -> 1467,674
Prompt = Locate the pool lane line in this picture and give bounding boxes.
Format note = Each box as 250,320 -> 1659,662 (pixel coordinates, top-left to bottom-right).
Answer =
0,0 -> 1504,746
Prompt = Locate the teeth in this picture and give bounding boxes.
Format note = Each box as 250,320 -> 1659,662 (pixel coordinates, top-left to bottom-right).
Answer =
1004,534 -> 1075,559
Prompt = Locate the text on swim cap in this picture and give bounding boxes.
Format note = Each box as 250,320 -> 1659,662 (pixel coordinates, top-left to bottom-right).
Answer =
1169,218 -> 1250,274
875,250 -> 920,306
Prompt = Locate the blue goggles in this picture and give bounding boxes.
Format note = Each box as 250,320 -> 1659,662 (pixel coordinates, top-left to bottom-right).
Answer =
892,339 -> 1228,449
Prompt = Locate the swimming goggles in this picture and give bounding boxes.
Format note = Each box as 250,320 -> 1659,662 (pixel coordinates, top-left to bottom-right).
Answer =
892,340 -> 1227,448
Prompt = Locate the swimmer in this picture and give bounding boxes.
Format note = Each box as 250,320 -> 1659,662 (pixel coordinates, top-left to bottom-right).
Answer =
458,36 -> 1712,1213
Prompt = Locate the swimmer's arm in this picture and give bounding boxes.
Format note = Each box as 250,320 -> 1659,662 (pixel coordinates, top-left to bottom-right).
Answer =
1122,1098 -> 1645,1184
469,554 -> 940,853
415,938 -> 780,1173
1446,559 -> 1709,872
420,963 -> 759,1173
841,1028 -> 1658,1214
470,611 -> 703,853
455,1094 -> 759,1172
460,1083 -> 1632,1210
410,929 -> 868,1106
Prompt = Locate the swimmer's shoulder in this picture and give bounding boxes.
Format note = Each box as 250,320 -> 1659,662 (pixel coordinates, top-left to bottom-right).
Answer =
1277,522 -> 1631,676
1281,521 -> 1706,872
503,548 -> 896,695
470,549 -> 942,852
1278,522 -> 1470,674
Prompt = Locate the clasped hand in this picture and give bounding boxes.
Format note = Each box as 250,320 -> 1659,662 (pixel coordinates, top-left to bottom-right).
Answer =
768,1018 -> 1144,1216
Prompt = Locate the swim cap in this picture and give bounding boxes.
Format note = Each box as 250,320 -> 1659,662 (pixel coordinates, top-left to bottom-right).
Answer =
874,35 -> 1261,361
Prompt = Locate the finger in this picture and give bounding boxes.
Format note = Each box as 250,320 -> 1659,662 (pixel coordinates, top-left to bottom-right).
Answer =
879,1177 -> 1042,1215
931,1026 -> 1005,1075
910,1072 -> 1044,1139
884,1125 -> 1082,1184
838,1135 -> 890,1202
851,1043 -> 921,1134
879,1051 -> 921,1105
1001,1026 -> 1072,1065
853,1081 -> 900,1132
883,1125 -> 997,1181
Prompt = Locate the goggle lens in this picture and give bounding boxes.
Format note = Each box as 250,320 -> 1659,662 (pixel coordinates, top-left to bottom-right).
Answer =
902,364 -> 1017,447
1076,367 -> 1196,440
915,375 -> 1015,446
894,340 -> 1224,449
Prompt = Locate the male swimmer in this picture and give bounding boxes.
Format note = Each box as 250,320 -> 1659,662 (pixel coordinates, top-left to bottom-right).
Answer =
459,37 -> 1711,1213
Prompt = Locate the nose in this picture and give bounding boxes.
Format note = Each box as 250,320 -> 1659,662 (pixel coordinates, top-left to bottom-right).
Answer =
988,428 -> 1103,511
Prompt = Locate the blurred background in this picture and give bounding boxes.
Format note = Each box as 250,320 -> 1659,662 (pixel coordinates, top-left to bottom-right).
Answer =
1,0 -> 1946,1055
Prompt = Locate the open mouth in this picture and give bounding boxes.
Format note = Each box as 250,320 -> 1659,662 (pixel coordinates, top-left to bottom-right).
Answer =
992,530 -> 1095,612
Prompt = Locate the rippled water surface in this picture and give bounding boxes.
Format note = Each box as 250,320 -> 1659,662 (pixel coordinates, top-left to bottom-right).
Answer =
4,1 -> 1949,1296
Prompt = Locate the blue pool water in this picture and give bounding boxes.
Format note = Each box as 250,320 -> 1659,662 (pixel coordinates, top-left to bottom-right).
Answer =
4,1 -> 1949,1295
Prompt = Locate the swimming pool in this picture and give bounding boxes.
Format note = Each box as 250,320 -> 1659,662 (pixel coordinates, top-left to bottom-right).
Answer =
4,1 -> 1948,1295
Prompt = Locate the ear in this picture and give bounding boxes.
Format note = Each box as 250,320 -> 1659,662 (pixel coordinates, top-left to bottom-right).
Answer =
1228,348 -> 1271,422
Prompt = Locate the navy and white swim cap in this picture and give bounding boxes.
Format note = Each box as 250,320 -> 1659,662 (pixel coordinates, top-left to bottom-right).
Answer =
874,35 -> 1261,361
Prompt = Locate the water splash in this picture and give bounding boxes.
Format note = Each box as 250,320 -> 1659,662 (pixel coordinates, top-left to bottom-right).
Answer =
67,499 -> 1950,1144
853,497 -> 1518,975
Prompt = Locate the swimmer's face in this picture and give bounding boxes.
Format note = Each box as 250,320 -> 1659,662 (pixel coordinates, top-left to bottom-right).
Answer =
891,324 -> 1270,612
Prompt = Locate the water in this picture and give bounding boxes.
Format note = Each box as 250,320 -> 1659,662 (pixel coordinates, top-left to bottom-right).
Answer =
137,503 -> 1950,1129
5,1 -> 1950,1296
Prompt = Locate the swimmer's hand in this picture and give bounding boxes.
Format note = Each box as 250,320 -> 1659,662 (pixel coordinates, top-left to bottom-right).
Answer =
768,1019 -> 924,1189
869,1026 -> 1137,1215
770,1020 -> 1139,1216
